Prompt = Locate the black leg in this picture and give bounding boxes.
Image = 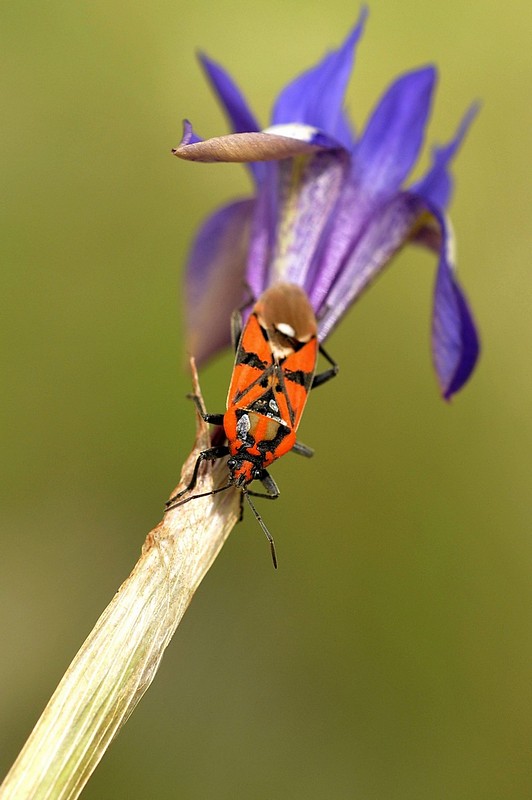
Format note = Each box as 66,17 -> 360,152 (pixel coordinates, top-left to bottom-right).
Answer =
230,309 -> 243,352
292,440 -> 314,458
186,393 -> 224,426
246,470 -> 280,500
166,444 -> 229,509
242,490 -> 278,569
311,344 -> 339,389
231,289 -> 257,351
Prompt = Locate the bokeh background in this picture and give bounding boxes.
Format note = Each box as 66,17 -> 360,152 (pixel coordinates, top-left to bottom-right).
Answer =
1,2 -> 530,798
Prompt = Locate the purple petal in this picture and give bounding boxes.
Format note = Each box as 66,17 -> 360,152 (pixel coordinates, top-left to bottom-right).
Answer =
412,103 -> 479,211
355,66 -> 436,199
316,193 -> 424,338
245,163 -> 278,299
307,176 -> 373,311
178,119 -> 204,146
199,52 -> 261,134
271,8 -> 367,149
315,193 -> 479,398
430,213 -> 480,398
262,149 -> 349,291
198,52 -> 264,183
185,199 -> 255,364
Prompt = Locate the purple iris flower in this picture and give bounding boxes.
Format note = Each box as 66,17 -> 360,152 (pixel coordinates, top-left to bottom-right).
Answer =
173,9 -> 479,399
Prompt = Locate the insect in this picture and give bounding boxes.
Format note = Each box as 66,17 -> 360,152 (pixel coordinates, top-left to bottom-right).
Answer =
166,282 -> 338,567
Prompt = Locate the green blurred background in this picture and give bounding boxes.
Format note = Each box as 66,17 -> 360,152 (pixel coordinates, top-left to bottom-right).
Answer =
1,1 -> 530,798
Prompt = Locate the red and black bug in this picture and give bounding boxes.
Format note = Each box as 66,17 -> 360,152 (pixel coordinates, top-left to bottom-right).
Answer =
166,282 -> 338,567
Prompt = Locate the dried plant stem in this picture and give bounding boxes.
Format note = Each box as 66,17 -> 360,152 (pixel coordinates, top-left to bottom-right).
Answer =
0,363 -> 240,800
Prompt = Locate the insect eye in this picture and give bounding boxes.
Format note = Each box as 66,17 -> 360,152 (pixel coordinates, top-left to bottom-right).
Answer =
227,458 -> 237,471
252,467 -> 263,480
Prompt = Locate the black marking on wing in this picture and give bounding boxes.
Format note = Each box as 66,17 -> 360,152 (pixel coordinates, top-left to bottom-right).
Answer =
232,364 -> 277,405
284,369 -> 313,388
236,349 -> 269,370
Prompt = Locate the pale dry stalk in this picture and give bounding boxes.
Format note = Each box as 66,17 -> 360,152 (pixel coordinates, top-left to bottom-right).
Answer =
0,362 -> 240,800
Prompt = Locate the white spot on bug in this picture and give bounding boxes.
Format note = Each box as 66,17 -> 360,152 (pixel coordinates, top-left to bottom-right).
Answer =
276,322 -> 296,338
269,398 -> 279,413
236,414 -> 251,441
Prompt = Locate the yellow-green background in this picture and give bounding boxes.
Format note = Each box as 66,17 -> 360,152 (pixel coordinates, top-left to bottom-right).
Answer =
1,2 -> 530,798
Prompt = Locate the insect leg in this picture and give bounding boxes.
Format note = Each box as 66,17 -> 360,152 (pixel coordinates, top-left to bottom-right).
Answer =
186,393 -> 224,426
311,344 -> 339,389
243,490 -> 278,569
230,309 -> 243,352
230,289 -> 256,351
166,444 -> 229,508
291,441 -> 315,458
246,470 -> 281,500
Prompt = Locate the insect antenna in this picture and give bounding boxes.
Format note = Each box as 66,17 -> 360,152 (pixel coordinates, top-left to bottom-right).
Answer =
165,483 -> 232,512
243,489 -> 278,569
